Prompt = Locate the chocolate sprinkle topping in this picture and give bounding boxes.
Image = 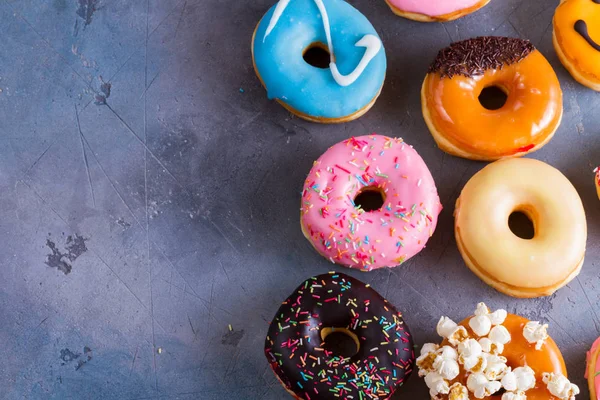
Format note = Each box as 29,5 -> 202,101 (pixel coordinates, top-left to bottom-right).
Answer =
428,36 -> 535,79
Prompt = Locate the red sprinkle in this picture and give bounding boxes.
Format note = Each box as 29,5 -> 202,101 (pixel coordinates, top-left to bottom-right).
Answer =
514,144 -> 534,154
335,164 -> 351,174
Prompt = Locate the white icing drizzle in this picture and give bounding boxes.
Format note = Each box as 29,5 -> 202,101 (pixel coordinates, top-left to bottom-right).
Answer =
313,0 -> 335,59
261,0 -> 382,87
330,35 -> 381,87
263,0 -> 291,42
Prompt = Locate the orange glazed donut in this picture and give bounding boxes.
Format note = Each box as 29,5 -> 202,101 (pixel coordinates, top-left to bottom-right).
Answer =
553,0 -> 600,91
595,166 -> 600,199
416,303 -> 580,400
421,37 -> 563,161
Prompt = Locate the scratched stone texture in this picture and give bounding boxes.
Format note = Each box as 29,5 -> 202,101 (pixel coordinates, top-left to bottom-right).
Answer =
0,0 -> 599,399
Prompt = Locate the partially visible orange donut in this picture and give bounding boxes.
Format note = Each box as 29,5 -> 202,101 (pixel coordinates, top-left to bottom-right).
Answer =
595,167 -> 600,199
553,0 -> 600,91
416,303 -> 580,399
446,315 -> 565,399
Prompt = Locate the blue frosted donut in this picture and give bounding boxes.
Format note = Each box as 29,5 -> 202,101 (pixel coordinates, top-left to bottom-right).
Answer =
252,0 -> 387,123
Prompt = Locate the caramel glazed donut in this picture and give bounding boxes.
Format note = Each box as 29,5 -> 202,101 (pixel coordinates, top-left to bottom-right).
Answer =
422,37 -> 563,161
417,302 -> 580,400
454,158 -> 586,298
264,272 -> 415,399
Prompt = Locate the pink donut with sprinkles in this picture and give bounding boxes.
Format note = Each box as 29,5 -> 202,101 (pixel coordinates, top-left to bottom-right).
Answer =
301,135 -> 442,271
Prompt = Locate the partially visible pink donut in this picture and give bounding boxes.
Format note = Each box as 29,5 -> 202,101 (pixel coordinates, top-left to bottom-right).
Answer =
301,135 -> 442,271
595,167 -> 600,200
385,0 -> 491,22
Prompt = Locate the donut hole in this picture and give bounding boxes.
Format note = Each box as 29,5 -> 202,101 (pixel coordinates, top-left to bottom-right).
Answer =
508,211 -> 535,240
354,186 -> 385,212
303,42 -> 331,69
479,86 -> 508,110
321,327 -> 360,358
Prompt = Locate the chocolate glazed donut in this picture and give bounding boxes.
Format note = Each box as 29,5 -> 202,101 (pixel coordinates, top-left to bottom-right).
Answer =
264,272 -> 415,399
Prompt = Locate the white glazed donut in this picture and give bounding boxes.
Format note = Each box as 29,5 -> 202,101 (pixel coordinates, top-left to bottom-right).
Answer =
454,158 -> 587,298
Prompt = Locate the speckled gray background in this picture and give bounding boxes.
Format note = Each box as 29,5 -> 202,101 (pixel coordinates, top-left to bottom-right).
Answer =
0,0 -> 599,399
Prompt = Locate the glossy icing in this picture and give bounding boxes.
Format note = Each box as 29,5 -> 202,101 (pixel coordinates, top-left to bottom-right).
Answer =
575,20 -> 600,51
265,272 -> 415,399
301,135 -> 442,271
595,167 -> 600,200
263,0 -> 383,87
554,0 -> 600,84
586,337 -> 600,399
449,314 -> 567,400
423,39 -> 562,159
386,0 -> 483,17
263,0 -> 290,41
330,35 -> 382,87
253,0 -> 386,119
455,158 -> 586,298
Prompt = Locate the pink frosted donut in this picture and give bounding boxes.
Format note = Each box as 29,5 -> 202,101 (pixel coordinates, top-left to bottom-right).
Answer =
301,135 -> 442,271
385,0 -> 490,22
586,337 -> 600,399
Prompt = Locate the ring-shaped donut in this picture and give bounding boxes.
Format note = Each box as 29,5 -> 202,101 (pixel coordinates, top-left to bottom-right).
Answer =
252,0 -> 386,123
264,272 -> 415,399
595,166 -> 600,199
454,314 -> 567,399
417,303 -> 575,399
301,135 -> 442,271
384,0 -> 490,22
455,158 -> 587,298
586,337 -> 600,400
422,37 -> 563,161
553,0 -> 600,91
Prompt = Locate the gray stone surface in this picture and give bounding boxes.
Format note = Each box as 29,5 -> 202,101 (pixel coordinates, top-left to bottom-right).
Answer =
0,0 -> 599,399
